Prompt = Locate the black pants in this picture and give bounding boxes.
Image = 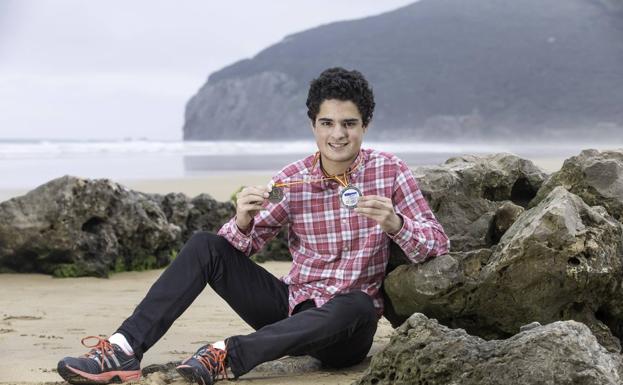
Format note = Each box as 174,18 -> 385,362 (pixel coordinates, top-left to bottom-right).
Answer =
116,232 -> 378,377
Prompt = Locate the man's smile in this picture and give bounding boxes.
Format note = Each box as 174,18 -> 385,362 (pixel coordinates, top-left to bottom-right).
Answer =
328,142 -> 348,149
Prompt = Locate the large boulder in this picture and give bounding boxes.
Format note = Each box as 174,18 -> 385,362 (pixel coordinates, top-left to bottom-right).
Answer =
355,313 -> 623,385
413,153 -> 547,251
384,186 -> 623,351
531,148 -> 623,221
0,176 -> 235,277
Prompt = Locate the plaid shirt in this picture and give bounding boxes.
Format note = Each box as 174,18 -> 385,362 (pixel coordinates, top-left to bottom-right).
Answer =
218,148 -> 450,316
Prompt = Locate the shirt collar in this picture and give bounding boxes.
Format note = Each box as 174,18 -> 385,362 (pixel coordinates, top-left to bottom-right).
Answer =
309,149 -> 366,180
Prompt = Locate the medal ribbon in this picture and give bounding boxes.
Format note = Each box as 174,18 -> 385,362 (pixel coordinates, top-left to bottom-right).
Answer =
273,152 -> 359,189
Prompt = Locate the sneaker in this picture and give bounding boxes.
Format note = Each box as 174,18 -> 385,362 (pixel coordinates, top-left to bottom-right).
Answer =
57,336 -> 141,384
176,344 -> 228,385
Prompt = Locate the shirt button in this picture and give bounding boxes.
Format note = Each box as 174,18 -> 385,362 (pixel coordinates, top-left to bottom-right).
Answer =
343,245 -> 349,251
342,219 -> 347,224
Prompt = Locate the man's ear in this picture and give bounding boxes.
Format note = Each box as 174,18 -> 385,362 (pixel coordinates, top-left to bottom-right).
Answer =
310,120 -> 316,132
363,123 -> 369,134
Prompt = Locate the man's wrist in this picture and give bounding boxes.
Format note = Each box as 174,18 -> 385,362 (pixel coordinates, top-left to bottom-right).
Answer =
235,216 -> 252,233
386,213 -> 404,235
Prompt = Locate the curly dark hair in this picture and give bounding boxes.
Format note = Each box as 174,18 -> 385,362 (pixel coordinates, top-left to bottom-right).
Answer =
306,67 -> 375,127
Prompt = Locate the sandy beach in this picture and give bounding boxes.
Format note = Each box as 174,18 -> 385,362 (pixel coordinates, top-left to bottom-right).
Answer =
0,262 -> 394,385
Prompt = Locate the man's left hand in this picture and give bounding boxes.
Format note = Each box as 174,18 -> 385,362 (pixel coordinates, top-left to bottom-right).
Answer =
354,195 -> 403,235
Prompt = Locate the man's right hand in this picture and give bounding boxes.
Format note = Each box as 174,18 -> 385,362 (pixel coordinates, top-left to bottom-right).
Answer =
235,185 -> 270,231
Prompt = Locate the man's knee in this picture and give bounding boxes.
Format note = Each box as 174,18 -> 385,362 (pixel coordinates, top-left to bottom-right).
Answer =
186,231 -> 230,250
345,291 -> 376,319
187,231 -> 217,245
182,231 -> 232,262
329,291 -> 377,327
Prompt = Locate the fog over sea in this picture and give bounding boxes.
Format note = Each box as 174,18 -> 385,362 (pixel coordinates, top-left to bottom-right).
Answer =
0,139 -> 614,191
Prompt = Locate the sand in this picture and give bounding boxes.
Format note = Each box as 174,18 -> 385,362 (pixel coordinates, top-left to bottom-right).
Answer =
0,262 -> 394,384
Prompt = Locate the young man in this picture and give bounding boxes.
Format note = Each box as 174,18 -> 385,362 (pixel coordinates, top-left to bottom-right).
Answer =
57,67 -> 450,385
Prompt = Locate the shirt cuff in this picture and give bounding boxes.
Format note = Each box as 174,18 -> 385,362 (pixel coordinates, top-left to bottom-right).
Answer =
222,217 -> 254,253
386,213 -> 405,237
387,214 -> 427,263
387,213 -> 410,244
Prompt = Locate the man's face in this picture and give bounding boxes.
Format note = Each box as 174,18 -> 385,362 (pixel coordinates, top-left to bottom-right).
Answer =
312,99 -> 367,174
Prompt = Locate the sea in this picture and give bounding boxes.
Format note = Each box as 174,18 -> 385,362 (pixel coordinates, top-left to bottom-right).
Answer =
0,139 -> 616,191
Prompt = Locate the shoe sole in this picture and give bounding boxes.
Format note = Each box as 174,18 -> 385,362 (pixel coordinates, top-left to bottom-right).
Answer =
57,361 -> 141,384
176,364 -> 211,385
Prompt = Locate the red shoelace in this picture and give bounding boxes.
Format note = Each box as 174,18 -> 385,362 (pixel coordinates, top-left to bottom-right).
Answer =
81,336 -> 115,371
196,346 -> 228,380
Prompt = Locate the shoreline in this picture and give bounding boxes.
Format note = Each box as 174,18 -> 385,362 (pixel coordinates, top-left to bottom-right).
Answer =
0,157 -> 566,203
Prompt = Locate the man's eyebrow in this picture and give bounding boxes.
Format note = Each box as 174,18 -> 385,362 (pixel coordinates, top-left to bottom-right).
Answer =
317,118 -> 360,122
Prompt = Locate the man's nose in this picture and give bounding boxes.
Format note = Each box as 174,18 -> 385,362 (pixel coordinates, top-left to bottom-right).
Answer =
331,124 -> 347,138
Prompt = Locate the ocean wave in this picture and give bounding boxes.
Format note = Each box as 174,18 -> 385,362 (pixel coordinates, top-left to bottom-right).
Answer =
0,139 -> 599,160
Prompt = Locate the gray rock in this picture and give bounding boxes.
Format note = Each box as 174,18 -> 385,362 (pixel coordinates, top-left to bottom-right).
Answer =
251,355 -> 321,375
413,153 -> 547,251
355,313 -> 623,385
531,148 -> 623,221
384,187 -> 623,351
141,356 -> 321,384
0,176 -> 235,277
490,201 -> 524,244
519,321 -> 541,332
152,192 -> 236,240
186,193 -> 236,239
383,248 -> 492,329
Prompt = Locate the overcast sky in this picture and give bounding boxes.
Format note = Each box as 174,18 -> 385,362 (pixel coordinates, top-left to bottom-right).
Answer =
0,0 -> 416,140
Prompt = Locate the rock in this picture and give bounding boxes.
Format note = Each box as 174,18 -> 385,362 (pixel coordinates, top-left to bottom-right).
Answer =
141,356 -> 321,384
355,313 -> 623,385
0,176 -> 181,277
489,201 -> 524,244
519,321 -> 541,332
252,355 -> 321,375
531,148 -> 623,221
384,186 -> 623,351
0,176 -> 236,277
413,153 -> 547,251
383,248 -> 493,329
156,192 -> 289,262
141,361 -> 180,384
152,192 -> 235,240
156,193 -> 193,237
186,193 -> 235,238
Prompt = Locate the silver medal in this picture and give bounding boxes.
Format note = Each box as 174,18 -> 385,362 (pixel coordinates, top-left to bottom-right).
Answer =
339,185 -> 362,209
268,186 -> 284,203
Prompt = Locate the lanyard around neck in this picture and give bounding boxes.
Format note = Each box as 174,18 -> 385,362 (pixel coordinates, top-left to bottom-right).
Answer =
273,151 -> 361,189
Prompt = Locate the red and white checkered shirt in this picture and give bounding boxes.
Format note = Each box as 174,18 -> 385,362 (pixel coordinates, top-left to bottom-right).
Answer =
218,148 -> 450,316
